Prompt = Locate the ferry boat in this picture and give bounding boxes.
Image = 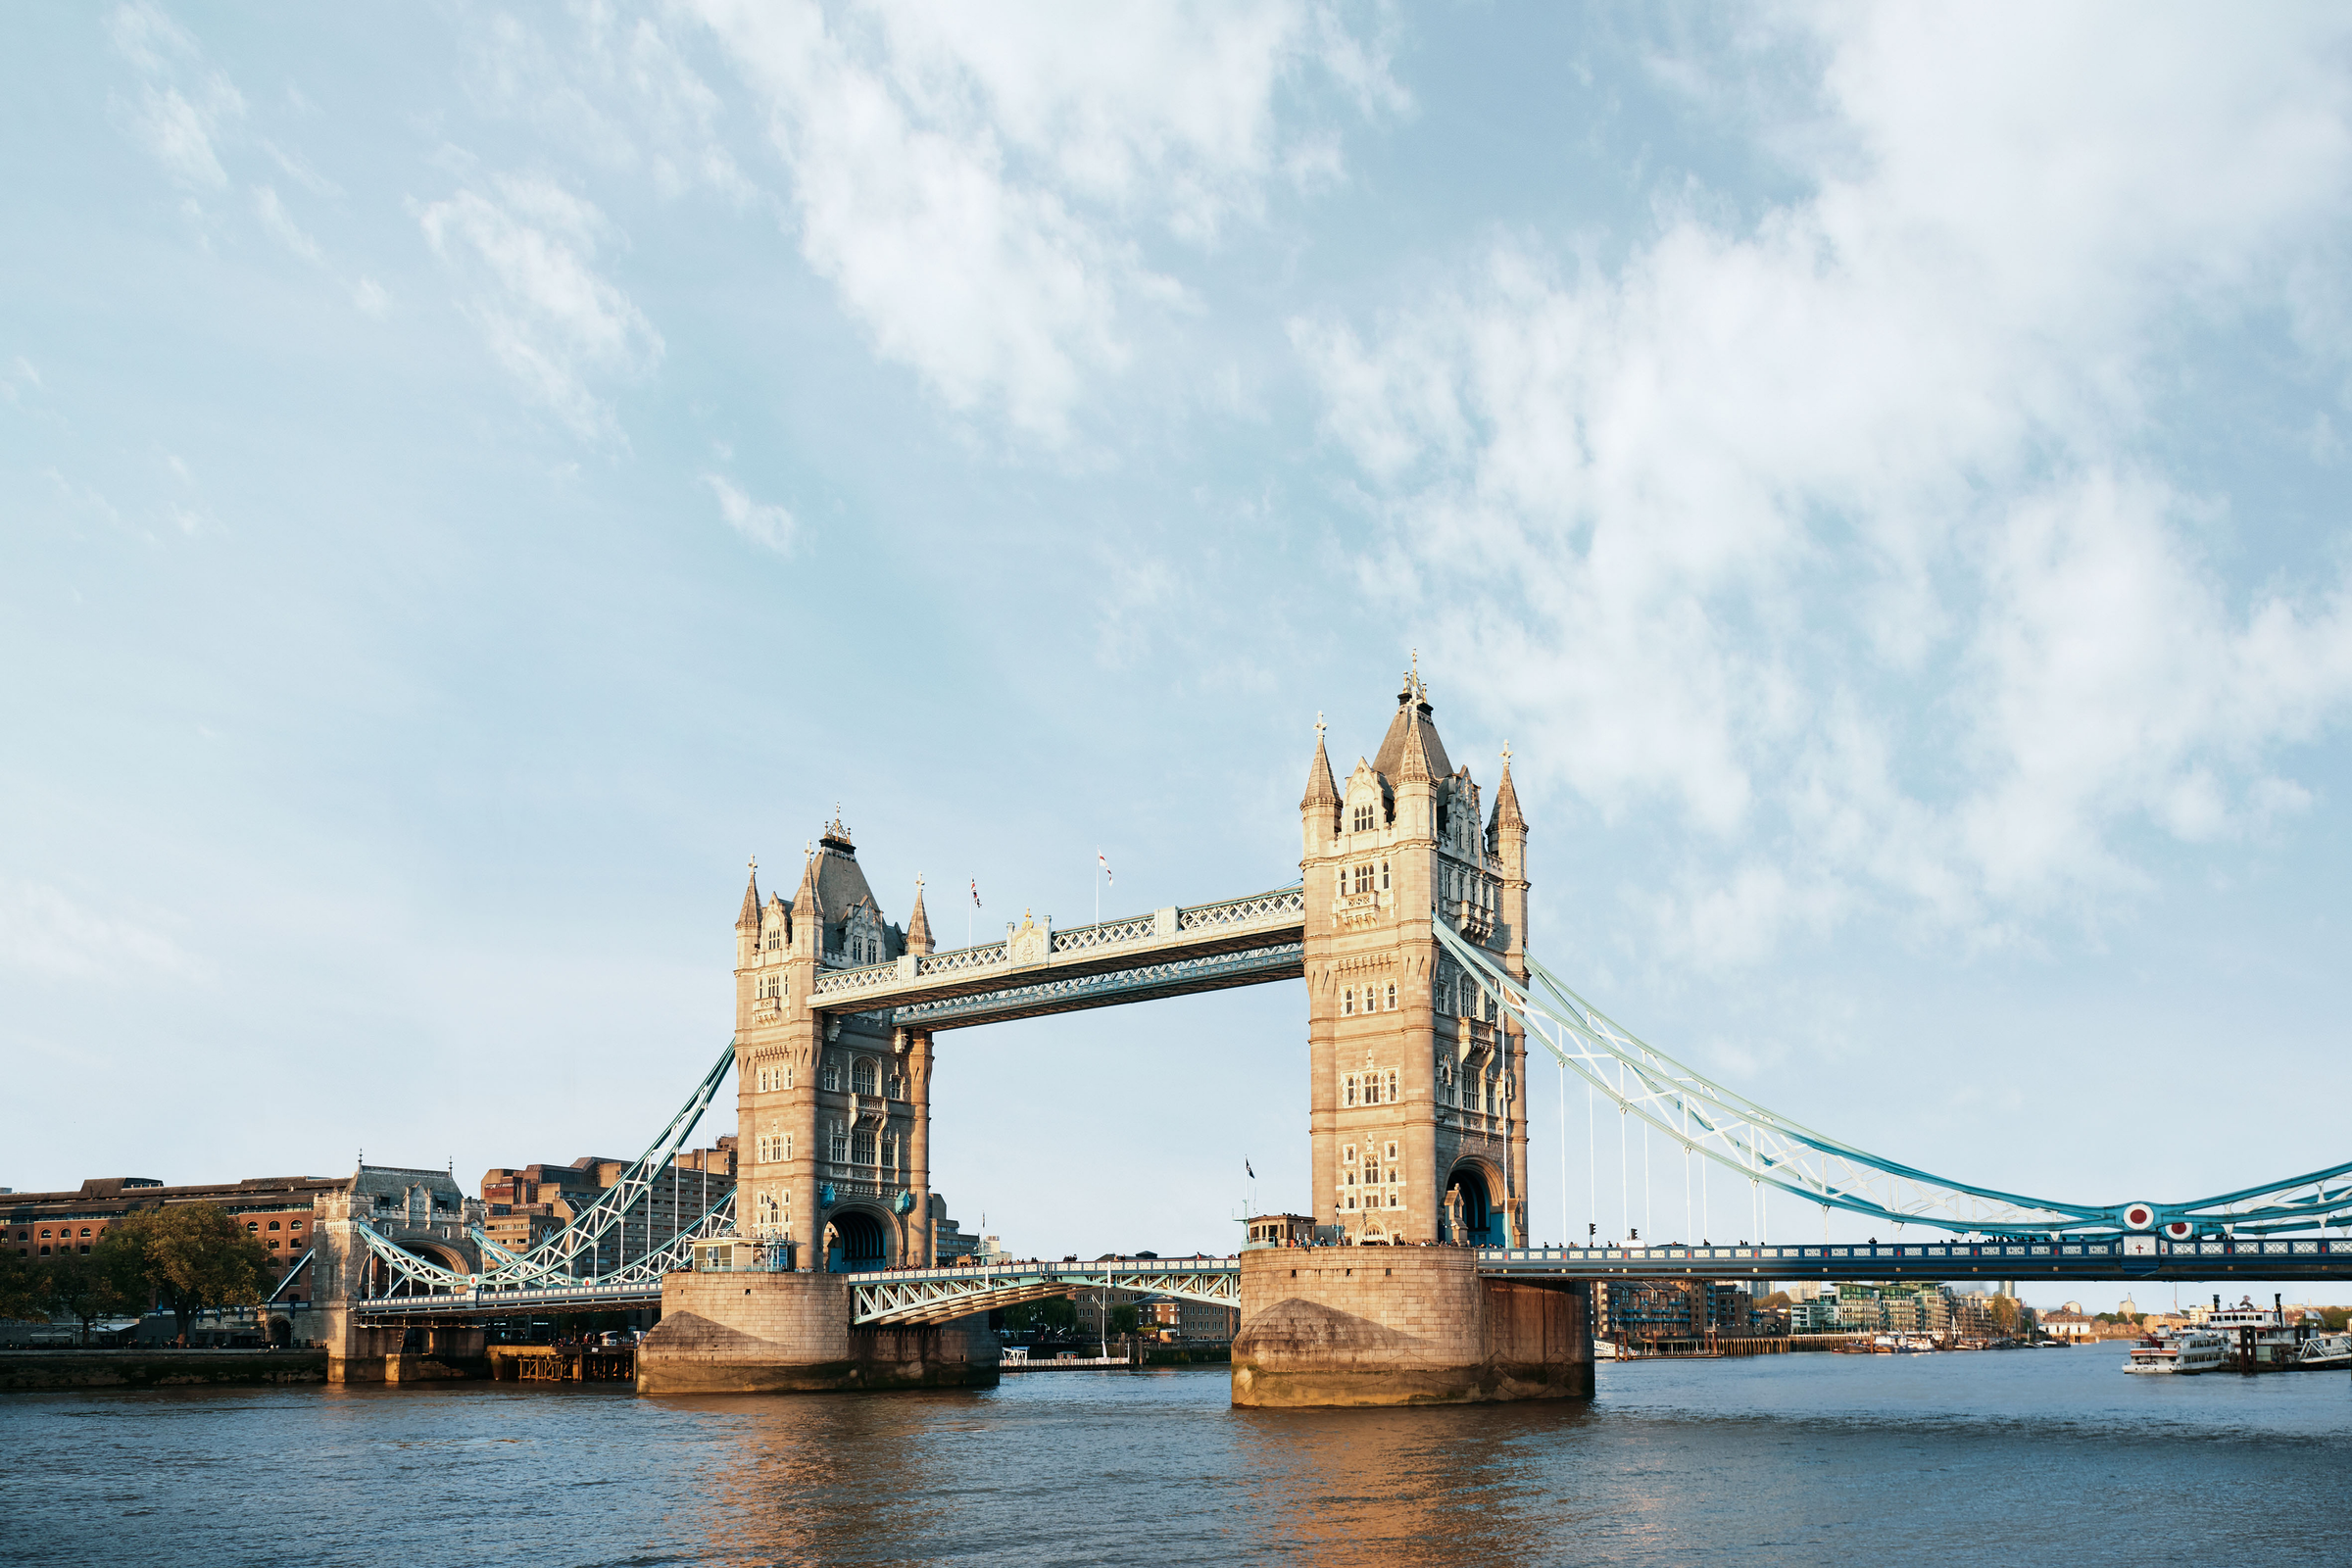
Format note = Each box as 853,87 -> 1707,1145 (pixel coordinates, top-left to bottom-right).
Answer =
2122,1330 -> 2228,1375
2200,1296 -> 2324,1371
2293,1332 -> 2352,1370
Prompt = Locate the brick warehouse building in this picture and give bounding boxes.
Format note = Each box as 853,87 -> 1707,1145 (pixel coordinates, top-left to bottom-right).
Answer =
4,1174 -> 342,1305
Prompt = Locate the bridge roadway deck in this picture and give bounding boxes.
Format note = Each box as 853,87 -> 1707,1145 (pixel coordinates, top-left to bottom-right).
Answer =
346,1234 -> 2352,1322
804,886 -> 1305,1028
1479,1235 -> 2352,1283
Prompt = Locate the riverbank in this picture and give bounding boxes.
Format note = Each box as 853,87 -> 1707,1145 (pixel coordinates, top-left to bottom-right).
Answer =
0,1349 -> 328,1391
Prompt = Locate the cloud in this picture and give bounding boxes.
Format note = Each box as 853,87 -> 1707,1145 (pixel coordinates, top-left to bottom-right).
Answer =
0,878 -> 210,983
704,474 -> 796,555
108,2 -> 244,192
1297,6 -> 2352,956
416,175 -> 663,439
253,183 -> 320,263
689,0 -> 1397,441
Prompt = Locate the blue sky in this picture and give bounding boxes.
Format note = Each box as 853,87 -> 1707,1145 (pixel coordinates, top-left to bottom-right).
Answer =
9,5 -> 2352,1306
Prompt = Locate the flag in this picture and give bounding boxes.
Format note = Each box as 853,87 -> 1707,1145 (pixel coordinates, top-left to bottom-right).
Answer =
1098,850 -> 1112,885
1246,1159 -> 1255,1179
970,879 -> 981,907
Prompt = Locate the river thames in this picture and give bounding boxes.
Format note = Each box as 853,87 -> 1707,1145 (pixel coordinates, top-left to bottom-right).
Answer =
6,1349 -> 2347,1565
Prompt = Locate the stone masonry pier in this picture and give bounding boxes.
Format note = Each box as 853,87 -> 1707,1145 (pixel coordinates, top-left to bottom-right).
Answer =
1231,1248 -> 1590,1406
637,1271 -> 999,1395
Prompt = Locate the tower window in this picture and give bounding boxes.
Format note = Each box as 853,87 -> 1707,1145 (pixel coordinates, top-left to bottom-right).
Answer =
1385,1141 -> 1398,1162
1352,864 -> 1374,896
1352,805 -> 1374,832
764,930 -> 779,951
1380,860 -> 1390,891
1386,1069 -> 1399,1103
822,1058 -> 840,1092
1344,1144 -> 1357,1165
828,1120 -> 849,1163
1385,983 -> 1397,1011
852,1057 -> 879,1096
1342,987 -> 1355,1016
1344,1072 -> 1358,1106
852,1127 -> 877,1166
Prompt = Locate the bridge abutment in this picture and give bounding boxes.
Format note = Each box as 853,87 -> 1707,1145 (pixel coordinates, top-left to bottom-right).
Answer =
636,1270 -> 999,1395
1231,1248 -> 1589,1406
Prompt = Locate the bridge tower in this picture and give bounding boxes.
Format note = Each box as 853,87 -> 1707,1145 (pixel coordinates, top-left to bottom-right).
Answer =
1299,665 -> 1531,1247
732,816 -> 934,1271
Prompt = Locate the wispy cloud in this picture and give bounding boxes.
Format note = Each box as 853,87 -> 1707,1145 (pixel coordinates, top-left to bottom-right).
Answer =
108,1 -> 244,193
0,878 -> 210,983
704,473 -> 796,556
1298,6 -> 2352,964
416,175 -> 662,439
690,0 -> 1398,443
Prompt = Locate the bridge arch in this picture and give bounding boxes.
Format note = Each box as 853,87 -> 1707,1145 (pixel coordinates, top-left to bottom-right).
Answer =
1446,1162 -> 1499,1247
397,1239 -> 472,1275
824,1207 -> 891,1273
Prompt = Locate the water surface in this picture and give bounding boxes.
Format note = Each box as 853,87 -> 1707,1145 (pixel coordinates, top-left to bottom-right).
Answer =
7,1348 -> 2347,1565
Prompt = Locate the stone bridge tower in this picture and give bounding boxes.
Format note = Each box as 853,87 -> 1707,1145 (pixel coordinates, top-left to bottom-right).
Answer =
1299,665 -> 1531,1247
732,816 -> 935,1271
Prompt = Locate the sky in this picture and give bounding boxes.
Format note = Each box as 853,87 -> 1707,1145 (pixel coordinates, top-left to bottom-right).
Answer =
9,4 -> 2352,1312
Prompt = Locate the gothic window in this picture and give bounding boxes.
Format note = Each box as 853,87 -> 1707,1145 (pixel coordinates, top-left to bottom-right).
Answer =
882,1129 -> 899,1170
1385,982 -> 1396,1011
1352,805 -> 1374,832
1344,1144 -> 1357,1165
757,1191 -> 780,1229
886,1069 -> 906,1101
1387,1190 -> 1401,1208
852,1127 -> 877,1165
1364,1156 -> 1381,1184
1344,1072 -> 1358,1106
1352,863 -> 1374,896
785,1134 -> 794,1160
1380,860 -> 1390,892
1385,1069 -> 1399,1103
822,1057 -> 840,1092
764,929 -> 780,951
1385,1141 -> 1398,1163
785,1063 -> 795,1090
852,1057 -> 879,1096
828,1120 -> 848,1163
1342,988 -> 1354,1017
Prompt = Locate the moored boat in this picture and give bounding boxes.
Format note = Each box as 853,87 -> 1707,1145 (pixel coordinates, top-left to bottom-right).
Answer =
2122,1329 -> 2227,1375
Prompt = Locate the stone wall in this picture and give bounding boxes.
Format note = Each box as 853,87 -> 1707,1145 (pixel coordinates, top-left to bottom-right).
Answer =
637,1270 -> 998,1395
1231,1248 -> 1589,1406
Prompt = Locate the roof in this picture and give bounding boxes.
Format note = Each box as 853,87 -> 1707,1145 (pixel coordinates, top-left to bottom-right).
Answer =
1368,674 -> 1452,783
1301,732 -> 1340,808
1491,756 -> 1526,831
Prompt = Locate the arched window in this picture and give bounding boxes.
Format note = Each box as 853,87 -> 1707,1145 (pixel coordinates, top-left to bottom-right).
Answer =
852,1057 -> 878,1096
1342,987 -> 1355,1016
1385,982 -> 1397,1011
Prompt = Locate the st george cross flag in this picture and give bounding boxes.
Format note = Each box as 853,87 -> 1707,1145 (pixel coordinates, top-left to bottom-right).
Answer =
1098,850 -> 1112,885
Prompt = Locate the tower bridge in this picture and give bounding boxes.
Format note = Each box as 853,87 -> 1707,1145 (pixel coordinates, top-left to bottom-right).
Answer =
319,665 -> 2352,1401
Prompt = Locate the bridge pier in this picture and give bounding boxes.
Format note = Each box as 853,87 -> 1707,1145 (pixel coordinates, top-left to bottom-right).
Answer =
1231,1248 -> 1589,1406
321,1315 -> 489,1384
636,1270 -> 998,1395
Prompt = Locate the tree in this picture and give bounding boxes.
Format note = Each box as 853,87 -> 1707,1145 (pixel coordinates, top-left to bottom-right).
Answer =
106,1204 -> 275,1343
0,1246 -> 45,1324
40,1250 -> 135,1347
1987,1296 -> 2022,1335
1108,1304 -> 1140,1336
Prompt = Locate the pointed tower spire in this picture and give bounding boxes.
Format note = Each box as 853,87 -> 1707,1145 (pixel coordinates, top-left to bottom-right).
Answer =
736,858 -> 760,930
1491,740 -> 1526,831
906,877 -> 934,956
1301,710 -> 1340,808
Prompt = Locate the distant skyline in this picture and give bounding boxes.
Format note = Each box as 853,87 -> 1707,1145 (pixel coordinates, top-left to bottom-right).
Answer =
10,5 -> 2352,1313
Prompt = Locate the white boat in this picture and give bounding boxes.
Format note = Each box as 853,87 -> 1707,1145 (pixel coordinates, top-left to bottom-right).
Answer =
2122,1330 -> 2228,1374
2199,1297 -> 2326,1370
2294,1332 -> 2352,1369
